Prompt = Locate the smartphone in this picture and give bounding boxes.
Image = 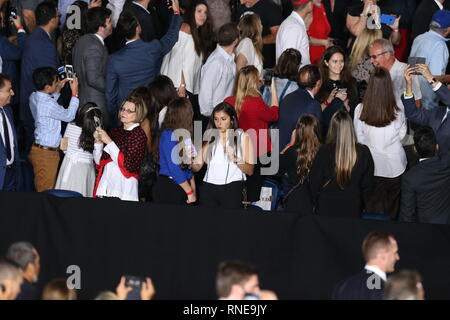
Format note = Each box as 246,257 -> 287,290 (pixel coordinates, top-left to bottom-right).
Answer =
65,65 -> 74,80
94,116 -> 102,129
125,275 -> 142,300
337,88 -> 347,94
57,66 -> 67,81
9,7 -> 17,20
380,14 -> 395,25
408,57 -> 426,75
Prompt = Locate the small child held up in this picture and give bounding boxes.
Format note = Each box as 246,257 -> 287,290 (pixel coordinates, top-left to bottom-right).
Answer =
28,67 -> 79,192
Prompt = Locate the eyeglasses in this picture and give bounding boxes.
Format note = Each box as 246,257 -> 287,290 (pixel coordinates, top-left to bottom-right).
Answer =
369,51 -> 388,60
120,107 -> 136,114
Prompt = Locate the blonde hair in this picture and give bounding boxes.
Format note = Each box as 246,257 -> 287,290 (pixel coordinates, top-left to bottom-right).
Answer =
326,110 -> 357,190
232,65 -> 261,117
238,14 -> 263,64
119,94 -> 148,123
349,28 -> 382,71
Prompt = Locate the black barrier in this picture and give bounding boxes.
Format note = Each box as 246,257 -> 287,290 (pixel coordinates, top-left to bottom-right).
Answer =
1,191 -> 450,300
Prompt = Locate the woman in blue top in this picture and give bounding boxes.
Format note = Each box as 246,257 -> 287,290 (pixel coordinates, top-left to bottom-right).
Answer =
152,98 -> 196,204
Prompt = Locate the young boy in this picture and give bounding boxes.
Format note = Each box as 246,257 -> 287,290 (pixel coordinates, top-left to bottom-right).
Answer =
28,67 -> 79,192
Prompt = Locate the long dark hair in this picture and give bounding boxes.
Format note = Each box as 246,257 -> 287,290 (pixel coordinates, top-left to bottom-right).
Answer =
360,67 -> 399,127
274,48 -> 302,81
184,0 -> 215,60
147,75 -> 178,130
75,102 -> 104,153
152,98 -> 194,163
293,115 -> 321,183
316,46 -> 355,103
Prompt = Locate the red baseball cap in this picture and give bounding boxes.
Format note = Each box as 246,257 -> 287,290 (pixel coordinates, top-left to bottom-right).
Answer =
291,0 -> 310,5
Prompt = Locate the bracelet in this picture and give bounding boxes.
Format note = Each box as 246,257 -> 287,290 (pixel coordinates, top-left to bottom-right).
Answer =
180,83 -> 186,88
404,92 -> 413,98
323,100 -> 331,107
173,10 -> 180,15
360,13 -> 368,17
71,94 -> 78,98
392,29 -> 399,32
17,26 -> 24,30
186,190 -> 193,195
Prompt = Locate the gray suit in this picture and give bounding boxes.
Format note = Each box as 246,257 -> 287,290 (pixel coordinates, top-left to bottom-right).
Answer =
72,34 -> 109,127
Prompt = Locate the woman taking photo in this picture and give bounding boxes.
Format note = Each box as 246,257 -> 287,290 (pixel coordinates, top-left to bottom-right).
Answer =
235,13 -> 263,74
55,102 -> 105,197
354,67 -> 406,219
160,0 -> 214,117
225,65 -> 279,202
93,94 -> 148,201
152,98 -> 196,205
279,114 -> 321,214
316,46 -> 359,133
192,102 -> 254,209
310,110 -> 374,218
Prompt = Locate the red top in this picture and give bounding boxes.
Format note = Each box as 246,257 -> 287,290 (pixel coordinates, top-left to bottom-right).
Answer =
224,96 -> 279,156
308,3 -> 331,65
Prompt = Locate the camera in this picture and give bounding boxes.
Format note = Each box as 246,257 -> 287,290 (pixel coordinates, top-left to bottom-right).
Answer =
263,69 -> 276,86
10,7 -> 17,20
57,65 -> 74,81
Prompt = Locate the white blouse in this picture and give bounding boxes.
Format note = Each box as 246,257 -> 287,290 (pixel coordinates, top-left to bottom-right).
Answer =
93,123 -> 140,201
235,37 -> 263,76
354,103 -> 407,178
160,31 -> 203,94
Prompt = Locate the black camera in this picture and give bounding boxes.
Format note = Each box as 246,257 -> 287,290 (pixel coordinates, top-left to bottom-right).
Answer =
10,7 -> 17,20
263,69 -> 276,86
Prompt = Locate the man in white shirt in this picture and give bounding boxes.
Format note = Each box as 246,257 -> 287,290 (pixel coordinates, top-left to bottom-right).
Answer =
198,23 -> 239,129
275,0 -> 313,66
332,232 -> 400,300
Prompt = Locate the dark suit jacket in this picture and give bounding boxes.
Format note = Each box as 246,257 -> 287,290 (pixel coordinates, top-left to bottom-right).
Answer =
15,279 -> 38,300
73,33 -> 109,126
402,86 -> 450,152
19,27 -> 59,124
0,32 -> 26,105
411,0 -> 441,40
278,88 -> 322,149
400,152 -> 450,224
0,105 -> 19,190
332,270 -> 384,300
123,0 -> 162,42
105,14 -> 182,121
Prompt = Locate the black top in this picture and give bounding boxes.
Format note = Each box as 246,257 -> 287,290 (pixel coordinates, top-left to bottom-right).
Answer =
15,279 -> 39,300
323,0 -> 354,50
411,0 -> 441,40
332,270 -> 384,300
235,0 -> 283,68
309,143 -> 374,218
279,145 -> 314,215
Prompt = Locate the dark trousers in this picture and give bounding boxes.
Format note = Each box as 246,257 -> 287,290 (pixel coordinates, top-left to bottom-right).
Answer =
3,165 -> 17,191
200,181 -> 243,210
152,175 -> 187,205
366,175 -> 402,220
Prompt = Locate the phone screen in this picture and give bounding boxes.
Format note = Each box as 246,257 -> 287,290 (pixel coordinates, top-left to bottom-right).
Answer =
65,65 -> 74,80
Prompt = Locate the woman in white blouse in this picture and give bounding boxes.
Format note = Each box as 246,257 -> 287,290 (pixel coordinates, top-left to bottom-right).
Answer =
160,0 -> 214,100
353,67 -> 406,219
235,13 -> 263,75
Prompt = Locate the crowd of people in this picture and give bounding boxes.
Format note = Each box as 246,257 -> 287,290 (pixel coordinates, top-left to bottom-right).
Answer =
0,236 -> 425,300
1,1 -> 450,223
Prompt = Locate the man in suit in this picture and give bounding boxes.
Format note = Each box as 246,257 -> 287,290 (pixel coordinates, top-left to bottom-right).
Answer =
278,64 -> 322,149
399,127 -> 450,224
105,4 -> 182,125
402,64 -> 450,152
73,7 -> 113,128
20,1 -> 59,154
0,74 -> 19,191
332,232 -> 400,300
411,0 -> 445,40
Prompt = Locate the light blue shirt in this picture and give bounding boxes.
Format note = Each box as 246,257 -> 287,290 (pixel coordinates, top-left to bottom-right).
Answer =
410,30 -> 449,110
29,91 -> 79,148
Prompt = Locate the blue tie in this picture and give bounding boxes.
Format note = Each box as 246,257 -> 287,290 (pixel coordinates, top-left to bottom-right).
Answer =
1,108 -> 12,162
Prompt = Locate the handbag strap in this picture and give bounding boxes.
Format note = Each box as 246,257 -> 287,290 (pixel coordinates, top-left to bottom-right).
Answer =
279,80 -> 292,101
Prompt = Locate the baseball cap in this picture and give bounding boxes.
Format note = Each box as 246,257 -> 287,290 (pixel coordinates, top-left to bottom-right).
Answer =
431,10 -> 450,29
291,0 -> 310,6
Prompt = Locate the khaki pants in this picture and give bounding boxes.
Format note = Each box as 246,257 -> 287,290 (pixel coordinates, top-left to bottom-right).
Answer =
29,145 -> 60,192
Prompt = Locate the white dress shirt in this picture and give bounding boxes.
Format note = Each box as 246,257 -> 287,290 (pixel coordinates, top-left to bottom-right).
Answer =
94,33 -> 105,46
275,11 -> 310,66
354,103 -> 407,178
365,265 -> 387,282
435,0 -> 444,10
198,45 -> 236,117
161,31 -> 203,94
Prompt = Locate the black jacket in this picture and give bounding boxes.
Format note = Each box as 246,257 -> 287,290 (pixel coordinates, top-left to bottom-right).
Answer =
332,269 -> 384,300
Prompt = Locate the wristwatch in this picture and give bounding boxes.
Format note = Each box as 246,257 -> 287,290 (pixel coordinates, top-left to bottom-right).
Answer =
429,78 -> 437,85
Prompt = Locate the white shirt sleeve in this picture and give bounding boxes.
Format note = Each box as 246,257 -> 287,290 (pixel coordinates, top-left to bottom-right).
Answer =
93,143 -> 104,165
198,61 -> 222,117
353,104 -> 365,145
